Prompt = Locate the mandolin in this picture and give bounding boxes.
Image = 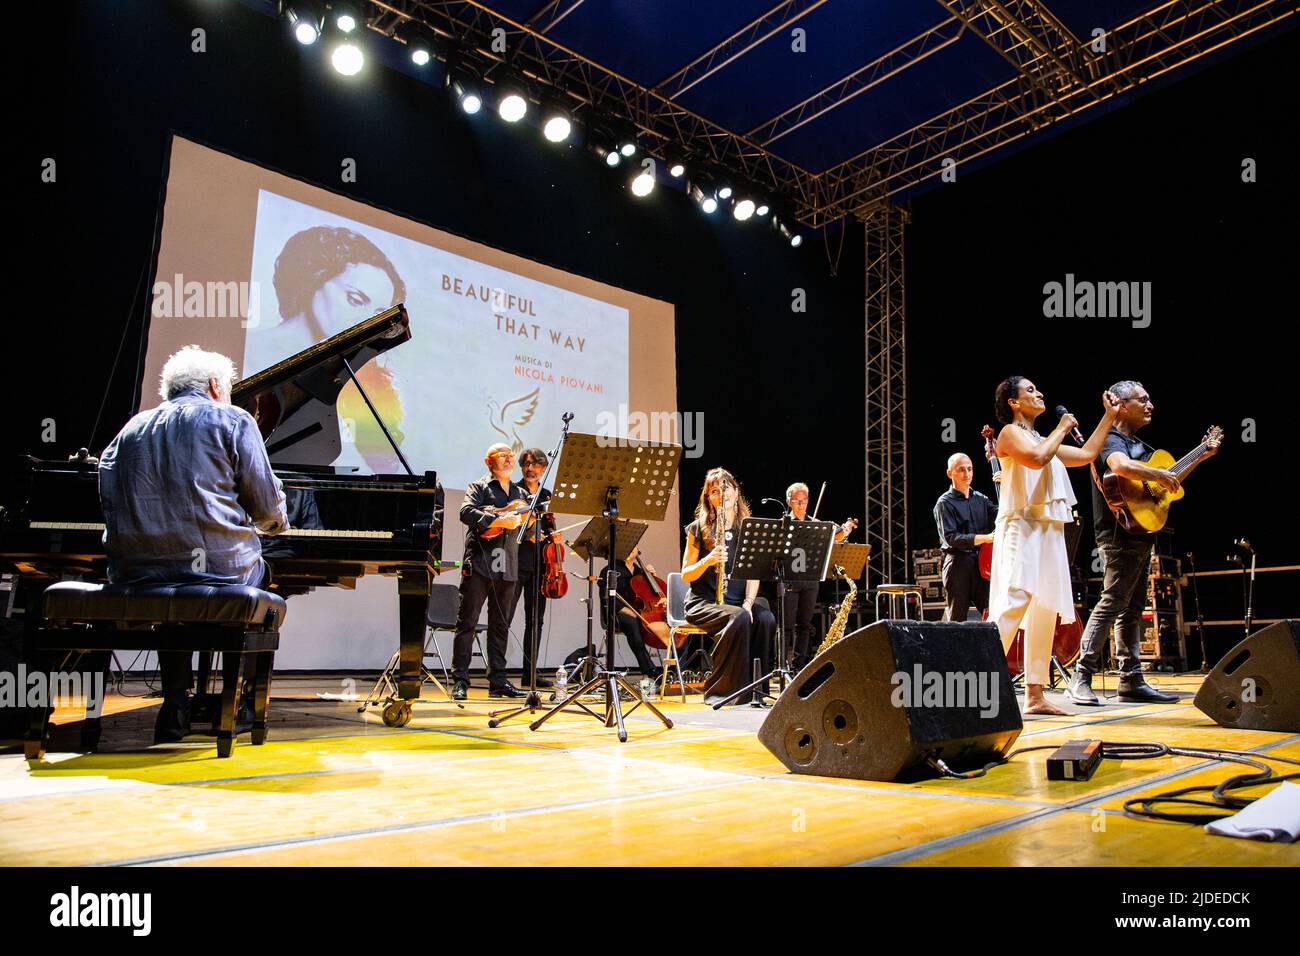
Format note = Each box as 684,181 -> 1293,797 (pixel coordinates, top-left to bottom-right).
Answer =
1101,426 -> 1223,533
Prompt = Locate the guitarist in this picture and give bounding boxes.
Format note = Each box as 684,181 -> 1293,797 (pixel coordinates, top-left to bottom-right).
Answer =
933,453 -> 998,622
1068,381 -> 1206,705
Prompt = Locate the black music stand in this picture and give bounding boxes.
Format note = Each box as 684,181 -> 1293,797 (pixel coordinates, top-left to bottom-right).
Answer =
711,517 -> 835,709
563,517 -> 647,686
527,433 -> 680,742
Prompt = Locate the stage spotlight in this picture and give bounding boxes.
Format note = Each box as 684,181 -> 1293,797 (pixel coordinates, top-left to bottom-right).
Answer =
401,22 -> 436,67
494,68 -> 530,123
332,0 -> 363,34
771,211 -> 804,247
631,167 -> 656,197
331,36 -> 364,75
445,53 -> 484,114
587,116 -> 622,166
689,180 -> 718,214
732,198 -> 755,221
755,200 -> 770,217
665,148 -> 688,179
714,172 -> 733,200
612,121 -> 637,158
282,0 -> 323,45
541,95 -> 573,143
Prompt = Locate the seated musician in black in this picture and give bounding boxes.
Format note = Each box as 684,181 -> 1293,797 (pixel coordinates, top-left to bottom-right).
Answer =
681,468 -> 776,705
98,346 -> 288,742
451,443 -> 529,700
597,545 -> 663,680
932,453 -> 997,622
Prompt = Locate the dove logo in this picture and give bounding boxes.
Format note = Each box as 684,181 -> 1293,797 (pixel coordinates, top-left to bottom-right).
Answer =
485,388 -> 541,457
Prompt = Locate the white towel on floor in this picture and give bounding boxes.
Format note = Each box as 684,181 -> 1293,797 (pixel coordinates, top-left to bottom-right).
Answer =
1205,781 -> 1300,842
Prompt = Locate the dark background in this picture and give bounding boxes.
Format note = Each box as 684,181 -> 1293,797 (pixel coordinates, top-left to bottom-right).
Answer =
16,2 -> 1296,664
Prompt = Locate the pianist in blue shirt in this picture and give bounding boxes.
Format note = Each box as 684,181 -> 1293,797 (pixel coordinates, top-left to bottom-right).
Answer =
98,345 -> 288,740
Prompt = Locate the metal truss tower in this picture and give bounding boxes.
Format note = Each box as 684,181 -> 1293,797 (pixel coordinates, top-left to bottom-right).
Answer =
863,202 -> 909,590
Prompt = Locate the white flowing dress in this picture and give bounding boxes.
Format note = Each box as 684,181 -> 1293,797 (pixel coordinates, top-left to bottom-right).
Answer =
987,435 -> 1077,627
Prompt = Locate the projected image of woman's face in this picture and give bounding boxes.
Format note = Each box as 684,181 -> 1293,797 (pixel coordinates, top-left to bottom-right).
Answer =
310,262 -> 396,336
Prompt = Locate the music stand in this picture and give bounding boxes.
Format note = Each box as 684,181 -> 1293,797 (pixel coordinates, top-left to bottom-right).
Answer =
566,516 -> 647,685
527,434 -> 680,742
827,542 -> 871,582
711,517 -> 836,709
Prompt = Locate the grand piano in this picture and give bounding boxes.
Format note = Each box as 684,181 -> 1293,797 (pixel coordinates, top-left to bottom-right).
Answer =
1,304 -> 445,723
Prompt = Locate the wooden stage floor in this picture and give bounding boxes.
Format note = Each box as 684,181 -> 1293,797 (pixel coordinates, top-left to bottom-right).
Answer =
2,673 -> 1297,867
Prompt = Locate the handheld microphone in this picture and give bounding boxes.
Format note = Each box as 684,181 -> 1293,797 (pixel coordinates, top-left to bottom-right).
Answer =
1055,405 -> 1085,445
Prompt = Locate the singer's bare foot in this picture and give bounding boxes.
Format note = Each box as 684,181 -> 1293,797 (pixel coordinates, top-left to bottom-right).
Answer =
1025,684 -> 1069,716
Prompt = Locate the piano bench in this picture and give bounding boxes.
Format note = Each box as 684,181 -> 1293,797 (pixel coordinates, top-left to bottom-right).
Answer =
27,581 -> 286,760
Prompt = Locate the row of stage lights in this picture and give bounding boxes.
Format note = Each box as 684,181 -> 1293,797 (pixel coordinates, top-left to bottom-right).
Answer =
279,0 -> 804,248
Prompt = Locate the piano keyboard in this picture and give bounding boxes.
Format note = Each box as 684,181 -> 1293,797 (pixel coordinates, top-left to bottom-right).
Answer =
28,522 -> 394,540
274,528 -> 394,539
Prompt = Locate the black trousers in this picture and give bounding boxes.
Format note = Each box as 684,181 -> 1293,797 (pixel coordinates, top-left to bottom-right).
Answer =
685,595 -> 776,705
452,571 -> 517,685
941,551 -> 989,622
1074,533 -> 1152,679
511,562 -> 548,681
609,608 -> 658,673
156,560 -> 270,725
783,582 -> 819,671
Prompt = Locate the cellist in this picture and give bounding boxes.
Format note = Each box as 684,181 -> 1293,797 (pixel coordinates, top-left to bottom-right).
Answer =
597,545 -> 664,681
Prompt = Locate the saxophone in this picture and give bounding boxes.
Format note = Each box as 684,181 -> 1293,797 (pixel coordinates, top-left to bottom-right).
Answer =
815,565 -> 857,655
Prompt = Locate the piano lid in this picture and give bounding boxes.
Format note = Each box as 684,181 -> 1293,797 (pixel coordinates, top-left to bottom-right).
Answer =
231,304 -> 410,465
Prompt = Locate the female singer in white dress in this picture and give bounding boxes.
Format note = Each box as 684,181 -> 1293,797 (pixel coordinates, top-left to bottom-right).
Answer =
989,377 -> 1121,715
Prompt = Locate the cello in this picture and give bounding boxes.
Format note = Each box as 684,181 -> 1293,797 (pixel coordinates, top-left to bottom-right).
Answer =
629,552 -> 677,650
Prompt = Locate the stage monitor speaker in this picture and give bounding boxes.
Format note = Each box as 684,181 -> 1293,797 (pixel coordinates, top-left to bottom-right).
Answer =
758,620 -> 1022,781
1194,620 -> 1299,732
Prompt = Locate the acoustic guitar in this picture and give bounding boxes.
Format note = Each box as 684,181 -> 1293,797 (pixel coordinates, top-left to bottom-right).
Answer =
1101,426 -> 1223,533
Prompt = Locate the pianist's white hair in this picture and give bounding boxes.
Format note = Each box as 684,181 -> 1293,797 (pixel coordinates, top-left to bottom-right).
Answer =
159,345 -> 237,400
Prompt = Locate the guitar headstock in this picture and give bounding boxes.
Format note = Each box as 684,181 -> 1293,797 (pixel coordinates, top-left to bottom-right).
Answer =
1204,425 -> 1224,450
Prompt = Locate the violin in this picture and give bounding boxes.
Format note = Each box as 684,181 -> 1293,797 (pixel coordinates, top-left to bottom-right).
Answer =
541,533 -> 568,599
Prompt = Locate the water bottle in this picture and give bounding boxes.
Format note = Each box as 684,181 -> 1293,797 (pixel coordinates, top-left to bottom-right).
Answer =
639,677 -> 656,701
554,666 -> 568,699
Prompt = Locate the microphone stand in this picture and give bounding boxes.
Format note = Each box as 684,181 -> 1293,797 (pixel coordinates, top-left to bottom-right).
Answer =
1242,547 -> 1257,640
1185,551 -> 1210,673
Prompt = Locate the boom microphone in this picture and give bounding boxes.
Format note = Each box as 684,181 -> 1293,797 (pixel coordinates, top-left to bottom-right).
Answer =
1055,405 -> 1085,445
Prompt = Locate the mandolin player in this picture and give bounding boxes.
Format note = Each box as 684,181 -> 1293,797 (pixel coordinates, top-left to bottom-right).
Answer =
933,453 -> 998,622
451,443 -> 530,701
1068,381 -> 1215,705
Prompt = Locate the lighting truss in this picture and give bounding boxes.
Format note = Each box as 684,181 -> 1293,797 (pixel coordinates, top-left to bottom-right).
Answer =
359,0 -> 1291,230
